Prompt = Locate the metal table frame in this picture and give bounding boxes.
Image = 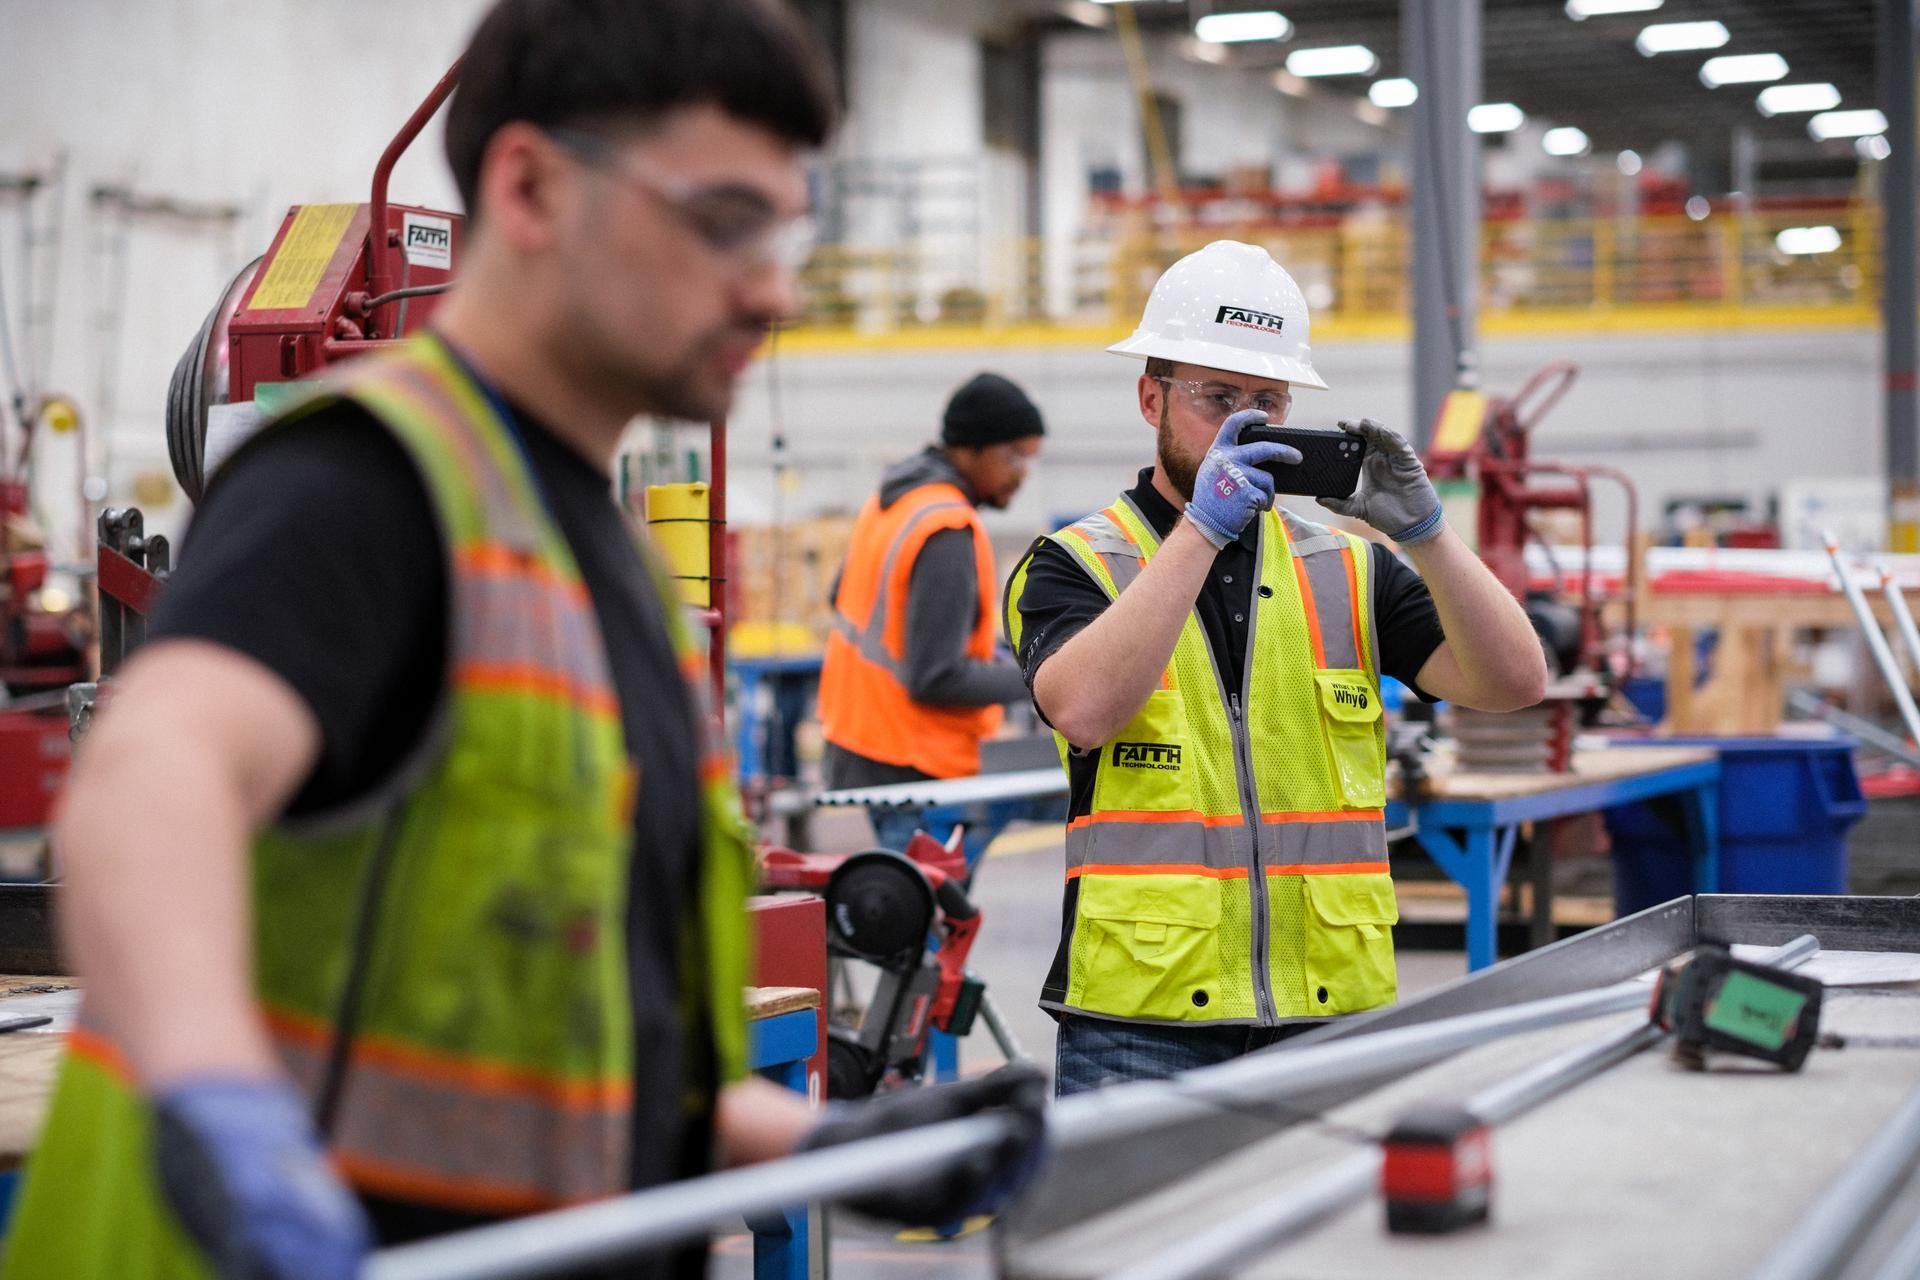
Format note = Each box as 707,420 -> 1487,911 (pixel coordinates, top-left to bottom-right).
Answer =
1386,754 -> 1722,970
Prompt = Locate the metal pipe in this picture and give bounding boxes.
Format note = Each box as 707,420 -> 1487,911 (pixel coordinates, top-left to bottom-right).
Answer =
1821,533 -> 1920,748
366,1115 -> 1014,1280
1054,975 -> 1659,1153
1107,935 -> 1820,1280
367,61 -> 464,327
1868,1204 -> 1920,1280
1882,569 -> 1920,686
1785,688 -> 1920,766
1747,1080 -> 1920,1280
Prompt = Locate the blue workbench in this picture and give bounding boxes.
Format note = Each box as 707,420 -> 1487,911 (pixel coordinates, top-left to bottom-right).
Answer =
1386,744 -> 1722,970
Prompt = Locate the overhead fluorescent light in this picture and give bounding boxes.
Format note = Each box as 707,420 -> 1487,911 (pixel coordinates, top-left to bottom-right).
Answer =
1369,77 -> 1418,108
1775,225 -> 1841,256
1809,108 -> 1888,140
1565,0 -> 1661,17
1699,53 -> 1787,87
1635,20 -> 1728,55
1271,69 -> 1311,97
1542,126 -> 1590,156
1195,10 -> 1292,42
1468,102 -> 1525,134
1285,45 -> 1379,77
1757,83 -> 1841,116
1182,37 -> 1231,64
1859,135 -> 1895,161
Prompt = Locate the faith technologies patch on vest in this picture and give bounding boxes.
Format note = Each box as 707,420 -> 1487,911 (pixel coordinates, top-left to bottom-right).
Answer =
1113,741 -> 1183,771
1215,305 -> 1286,334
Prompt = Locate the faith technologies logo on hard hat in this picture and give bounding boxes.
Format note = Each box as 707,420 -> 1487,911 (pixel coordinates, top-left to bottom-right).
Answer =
1215,305 -> 1286,335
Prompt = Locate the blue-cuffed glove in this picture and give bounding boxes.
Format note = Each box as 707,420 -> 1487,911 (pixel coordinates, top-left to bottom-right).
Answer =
1319,417 -> 1445,545
1184,410 -> 1303,549
797,1062 -> 1049,1226
153,1077 -> 371,1280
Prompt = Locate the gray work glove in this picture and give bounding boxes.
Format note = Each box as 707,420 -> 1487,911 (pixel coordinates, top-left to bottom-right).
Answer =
1319,418 -> 1446,545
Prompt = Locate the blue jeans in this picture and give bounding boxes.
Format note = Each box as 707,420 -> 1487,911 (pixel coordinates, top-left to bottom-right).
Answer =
867,807 -> 1010,871
1053,1016 -> 1317,1096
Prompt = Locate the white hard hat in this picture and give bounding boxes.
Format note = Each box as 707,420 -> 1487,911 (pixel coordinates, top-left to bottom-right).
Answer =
1107,240 -> 1329,390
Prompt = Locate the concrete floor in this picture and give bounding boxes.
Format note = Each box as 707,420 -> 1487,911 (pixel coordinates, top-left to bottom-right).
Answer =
711,811 -> 1472,1280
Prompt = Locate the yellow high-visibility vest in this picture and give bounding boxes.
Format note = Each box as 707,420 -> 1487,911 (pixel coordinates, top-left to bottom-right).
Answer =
1006,495 -> 1396,1025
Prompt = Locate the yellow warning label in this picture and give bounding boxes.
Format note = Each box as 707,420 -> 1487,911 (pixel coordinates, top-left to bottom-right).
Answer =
247,203 -> 357,312
1431,388 -> 1488,455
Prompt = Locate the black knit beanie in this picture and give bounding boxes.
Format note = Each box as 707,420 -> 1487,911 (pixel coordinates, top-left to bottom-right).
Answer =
941,373 -> 1046,447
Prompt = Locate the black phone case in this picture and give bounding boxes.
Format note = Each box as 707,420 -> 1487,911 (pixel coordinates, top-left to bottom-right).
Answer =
1238,425 -> 1368,499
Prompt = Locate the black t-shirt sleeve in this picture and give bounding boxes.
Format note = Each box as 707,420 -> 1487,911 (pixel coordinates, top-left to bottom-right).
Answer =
1369,540 -> 1446,699
147,403 -> 448,816
1006,537 -> 1112,691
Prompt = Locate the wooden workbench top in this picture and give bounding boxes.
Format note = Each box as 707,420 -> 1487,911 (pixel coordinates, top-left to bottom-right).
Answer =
745,986 -> 820,1020
1415,744 -> 1717,803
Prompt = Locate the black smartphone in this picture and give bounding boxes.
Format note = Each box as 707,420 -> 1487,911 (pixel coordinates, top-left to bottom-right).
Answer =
1237,424 -> 1368,500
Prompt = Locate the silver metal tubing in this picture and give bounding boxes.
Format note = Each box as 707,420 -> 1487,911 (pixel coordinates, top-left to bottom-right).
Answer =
364,1115 -> 1012,1280
1882,570 -> 1920,683
1054,978 -> 1657,1153
1785,689 -> 1920,767
1106,1152 -> 1382,1280
1822,535 -> 1920,749
1868,1206 -> 1920,1280
1103,936 -> 1820,1280
979,988 -> 1028,1064
1748,1081 -> 1920,1280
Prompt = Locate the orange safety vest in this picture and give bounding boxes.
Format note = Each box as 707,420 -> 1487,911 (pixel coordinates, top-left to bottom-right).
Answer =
820,480 -> 1003,778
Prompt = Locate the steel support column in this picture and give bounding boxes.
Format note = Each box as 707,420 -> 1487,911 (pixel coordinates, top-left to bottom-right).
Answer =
1884,0 -> 1919,550
1405,0 -> 1481,448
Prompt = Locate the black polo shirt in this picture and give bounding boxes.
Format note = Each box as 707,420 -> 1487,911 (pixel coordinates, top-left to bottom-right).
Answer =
151,394 -> 709,1279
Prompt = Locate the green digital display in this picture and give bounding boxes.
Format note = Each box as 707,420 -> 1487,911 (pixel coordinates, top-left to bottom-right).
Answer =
1703,969 -> 1809,1051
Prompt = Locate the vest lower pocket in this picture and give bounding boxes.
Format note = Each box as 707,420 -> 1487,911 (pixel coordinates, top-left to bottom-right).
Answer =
1300,872 -> 1399,1015
1313,670 -> 1385,808
1069,873 -> 1225,1021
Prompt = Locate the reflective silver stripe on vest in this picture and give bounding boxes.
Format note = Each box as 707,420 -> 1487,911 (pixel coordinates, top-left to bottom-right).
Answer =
1061,510 -> 1144,594
1257,815 -> 1389,866
1288,518 -> 1362,671
1065,817 -> 1247,873
832,500 -> 969,674
375,363 -> 542,552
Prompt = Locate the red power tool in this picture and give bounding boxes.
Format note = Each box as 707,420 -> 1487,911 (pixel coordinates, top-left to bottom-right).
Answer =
761,830 -> 988,1099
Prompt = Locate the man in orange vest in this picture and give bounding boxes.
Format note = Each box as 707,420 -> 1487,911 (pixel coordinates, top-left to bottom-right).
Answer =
819,373 -> 1045,853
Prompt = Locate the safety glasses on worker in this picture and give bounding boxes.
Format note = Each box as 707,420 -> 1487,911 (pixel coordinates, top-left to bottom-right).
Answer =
545,127 -> 817,274
1153,376 -> 1292,426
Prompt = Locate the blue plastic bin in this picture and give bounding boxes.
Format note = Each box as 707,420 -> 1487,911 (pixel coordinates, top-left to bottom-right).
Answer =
1603,736 -> 1866,915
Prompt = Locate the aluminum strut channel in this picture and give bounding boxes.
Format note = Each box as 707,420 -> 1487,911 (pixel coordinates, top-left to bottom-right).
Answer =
364,1115 -> 1013,1280
1108,935 -> 1820,1280
1748,1080 -> 1920,1280
1822,534 -> 1920,749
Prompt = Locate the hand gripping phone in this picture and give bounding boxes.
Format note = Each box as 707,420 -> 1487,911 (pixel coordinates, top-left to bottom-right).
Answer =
1237,422 -> 1369,500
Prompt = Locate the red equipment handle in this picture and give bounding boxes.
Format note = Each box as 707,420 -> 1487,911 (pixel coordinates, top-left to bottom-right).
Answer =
367,61 -> 464,329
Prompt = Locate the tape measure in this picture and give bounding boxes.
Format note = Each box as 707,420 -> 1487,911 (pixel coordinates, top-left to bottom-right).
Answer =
1650,944 -> 1824,1072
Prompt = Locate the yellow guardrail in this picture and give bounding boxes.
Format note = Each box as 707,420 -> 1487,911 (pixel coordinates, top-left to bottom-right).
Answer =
781,206 -> 1880,350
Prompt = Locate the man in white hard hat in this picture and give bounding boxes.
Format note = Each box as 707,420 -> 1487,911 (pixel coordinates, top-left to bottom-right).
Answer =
1003,240 -> 1546,1092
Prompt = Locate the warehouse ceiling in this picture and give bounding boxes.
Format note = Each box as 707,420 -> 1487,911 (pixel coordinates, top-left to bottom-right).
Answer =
1024,0 -> 1879,160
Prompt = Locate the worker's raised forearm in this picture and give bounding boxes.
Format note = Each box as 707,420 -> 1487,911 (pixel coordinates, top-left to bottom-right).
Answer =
54,642 -> 320,1087
1033,519 -> 1216,749
1403,527 -> 1548,710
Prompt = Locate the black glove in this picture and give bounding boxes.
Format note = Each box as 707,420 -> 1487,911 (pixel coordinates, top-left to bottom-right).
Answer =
797,1062 -> 1048,1226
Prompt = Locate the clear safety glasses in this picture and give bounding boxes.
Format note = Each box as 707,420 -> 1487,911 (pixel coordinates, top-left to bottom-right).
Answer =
546,127 -> 818,275
1153,377 -> 1293,426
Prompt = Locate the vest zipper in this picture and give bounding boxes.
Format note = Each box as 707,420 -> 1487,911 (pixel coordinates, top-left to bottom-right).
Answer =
1228,689 -> 1275,1024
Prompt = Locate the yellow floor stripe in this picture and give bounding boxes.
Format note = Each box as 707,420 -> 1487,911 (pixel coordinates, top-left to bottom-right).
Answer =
984,823 -> 1066,859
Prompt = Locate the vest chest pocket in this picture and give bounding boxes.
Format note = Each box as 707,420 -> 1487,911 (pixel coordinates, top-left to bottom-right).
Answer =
1301,872 -> 1399,1015
1313,670 -> 1385,809
1092,688 -> 1196,814
1069,873 -> 1223,1021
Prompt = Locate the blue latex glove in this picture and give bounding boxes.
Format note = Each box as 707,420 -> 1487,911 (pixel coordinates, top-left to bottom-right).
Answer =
798,1062 -> 1049,1226
153,1077 -> 371,1280
1183,409 -> 1303,549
